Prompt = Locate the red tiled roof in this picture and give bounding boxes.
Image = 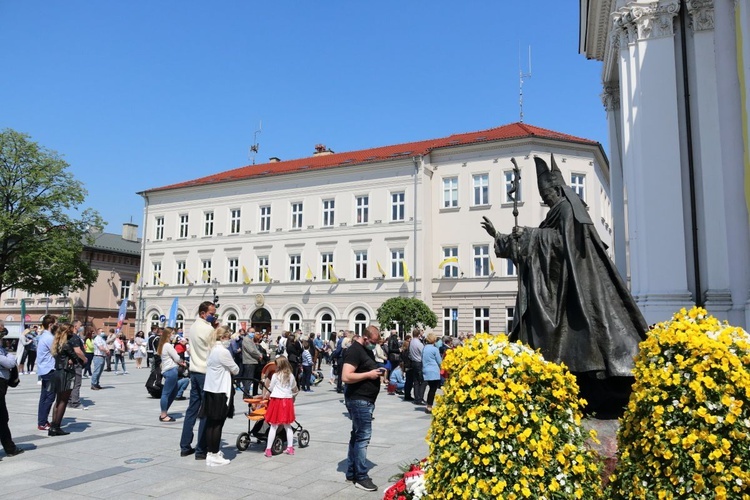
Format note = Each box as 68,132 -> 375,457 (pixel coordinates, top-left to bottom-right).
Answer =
144,122 -> 599,193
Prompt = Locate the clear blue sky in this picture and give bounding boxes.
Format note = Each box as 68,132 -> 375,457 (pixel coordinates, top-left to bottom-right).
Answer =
0,1 -> 603,236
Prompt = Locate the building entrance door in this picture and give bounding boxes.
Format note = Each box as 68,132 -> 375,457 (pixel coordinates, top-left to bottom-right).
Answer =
251,308 -> 272,335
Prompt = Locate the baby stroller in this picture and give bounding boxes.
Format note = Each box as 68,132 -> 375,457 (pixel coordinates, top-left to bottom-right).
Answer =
234,374 -> 310,455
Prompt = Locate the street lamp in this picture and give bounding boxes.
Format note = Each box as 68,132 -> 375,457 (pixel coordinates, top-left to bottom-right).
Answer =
211,278 -> 220,307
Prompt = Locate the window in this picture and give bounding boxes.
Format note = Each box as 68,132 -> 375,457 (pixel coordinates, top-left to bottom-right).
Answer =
289,254 -> 301,281
179,214 -> 189,238
204,211 -> 214,236
354,250 -> 368,279
442,247 -> 459,278
473,245 -> 490,277
260,205 -> 271,232
201,259 -> 212,284
353,312 -> 368,336
176,260 -> 187,285
150,313 -> 160,330
152,262 -> 162,285
390,248 -> 405,278
506,307 -> 515,335
443,177 -> 458,208
7,288 -> 16,299
505,258 -> 517,277
225,312 -> 238,333
291,202 -> 303,229
571,173 -> 586,201
288,312 -> 301,332
320,312 -> 334,336
444,308 -> 458,337
257,256 -> 269,282
228,258 -> 239,284
391,192 -> 405,221
176,313 -> 184,331
120,280 -> 131,300
154,217 -> 164,240
321,252 -> 333,280
356,195 -> 369,223
322,199 -> 335,227
504,171 -> 522,203
474,307 -> 490,334
230,209 -> 241,234
473,174 -> 489,206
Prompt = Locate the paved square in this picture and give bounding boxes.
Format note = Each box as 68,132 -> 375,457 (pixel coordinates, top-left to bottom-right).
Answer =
1,367 -> 430,499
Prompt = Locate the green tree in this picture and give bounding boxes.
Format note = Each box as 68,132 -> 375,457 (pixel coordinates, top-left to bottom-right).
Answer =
376,296 -> 437,334
0,129 -> 102,297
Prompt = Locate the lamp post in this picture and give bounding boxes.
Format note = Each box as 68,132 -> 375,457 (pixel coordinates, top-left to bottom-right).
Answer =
211,278 -> 220,307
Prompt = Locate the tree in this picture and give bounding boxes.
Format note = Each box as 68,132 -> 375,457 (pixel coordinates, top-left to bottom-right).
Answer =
376,297 -> 437,334
0,129 -> 102,297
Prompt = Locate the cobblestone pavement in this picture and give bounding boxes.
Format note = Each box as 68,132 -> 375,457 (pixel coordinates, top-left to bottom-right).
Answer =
0,366 -> 431,499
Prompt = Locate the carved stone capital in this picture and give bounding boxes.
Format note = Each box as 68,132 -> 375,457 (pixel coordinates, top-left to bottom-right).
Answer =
686,0 -> 714,31
601,85 -> 621,112
614,0 -> 681,42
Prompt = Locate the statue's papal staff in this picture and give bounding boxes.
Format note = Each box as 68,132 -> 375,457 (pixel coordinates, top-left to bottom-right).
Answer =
507,158 -> 522,296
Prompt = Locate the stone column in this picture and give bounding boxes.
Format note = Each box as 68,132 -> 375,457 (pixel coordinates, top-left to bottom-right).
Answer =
613,0 -> 693,323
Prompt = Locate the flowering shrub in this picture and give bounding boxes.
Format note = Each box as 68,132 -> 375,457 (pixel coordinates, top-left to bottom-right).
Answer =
609,307 -> 750,499
425,333 -> 602,499
383,460 -> 426,500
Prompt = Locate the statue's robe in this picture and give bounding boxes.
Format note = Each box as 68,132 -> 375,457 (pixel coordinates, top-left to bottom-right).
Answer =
495,196 -> 647,378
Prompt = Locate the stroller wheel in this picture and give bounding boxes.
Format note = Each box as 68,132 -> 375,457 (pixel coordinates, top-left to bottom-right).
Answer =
236,432 -> 251,451
298,429 -> 310,448
271,435 -> 285,455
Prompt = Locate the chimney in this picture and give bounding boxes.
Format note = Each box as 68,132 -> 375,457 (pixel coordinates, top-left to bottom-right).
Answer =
313,144 -> 334,156
122,222 -> 138,242
269,157 -> 281,162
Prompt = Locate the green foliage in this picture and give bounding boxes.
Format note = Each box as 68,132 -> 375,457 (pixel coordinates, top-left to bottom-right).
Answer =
0,129 -> 102,296
376,297 -> 437,334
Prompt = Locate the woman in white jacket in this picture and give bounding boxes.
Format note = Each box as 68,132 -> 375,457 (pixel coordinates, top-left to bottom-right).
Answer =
201,326 -> 240,466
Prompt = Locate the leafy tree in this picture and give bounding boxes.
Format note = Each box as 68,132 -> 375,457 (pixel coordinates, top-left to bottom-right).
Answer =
0,129 -> 102,297
376,297 -> 437,334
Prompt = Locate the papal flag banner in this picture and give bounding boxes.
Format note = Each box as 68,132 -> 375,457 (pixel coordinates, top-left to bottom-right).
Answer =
328,264 -> 339,284
263,268 -> 272,283
184,269 -> 191,283
438,257 -> 458,270
401,259 -> 410,283
242,266 -> 252,284
202,270 -> 210,283
490,259 -> 495,273
135,272 -> 141,287
377,260 -> 386,277
305,265 -> 313,281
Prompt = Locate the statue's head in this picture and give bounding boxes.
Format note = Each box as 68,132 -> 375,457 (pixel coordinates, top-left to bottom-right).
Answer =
535,154 -> 565,206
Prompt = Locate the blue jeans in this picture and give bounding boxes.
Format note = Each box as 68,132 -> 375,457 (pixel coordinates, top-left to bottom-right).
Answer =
37,372 -> 56,427
91,356 -> 105,386
160,367 -> 179,413
180,372 -> 206,454
176,377 -> 189,397
113,353 -> 126,372
345,399 -> 375,481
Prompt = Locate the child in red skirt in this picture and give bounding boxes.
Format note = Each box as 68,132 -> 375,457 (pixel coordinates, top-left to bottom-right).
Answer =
264,356 -> 298,457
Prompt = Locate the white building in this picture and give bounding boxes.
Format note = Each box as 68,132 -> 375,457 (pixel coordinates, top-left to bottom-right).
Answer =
137,122 -> 612,338
579,0 -> 750,327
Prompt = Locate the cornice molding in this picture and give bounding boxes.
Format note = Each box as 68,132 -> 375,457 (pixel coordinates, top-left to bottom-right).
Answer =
613,0 -> 681,43
686,0 -> 714,31
601,85 -> 621,112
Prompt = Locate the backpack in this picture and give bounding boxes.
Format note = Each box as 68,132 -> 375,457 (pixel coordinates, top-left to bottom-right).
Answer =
145,365 -> 163,398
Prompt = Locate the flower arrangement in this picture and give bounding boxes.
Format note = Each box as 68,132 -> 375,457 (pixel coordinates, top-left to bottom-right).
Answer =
425,333 -> 602,499
608,307 -> 750,499
383,459 -> 427,500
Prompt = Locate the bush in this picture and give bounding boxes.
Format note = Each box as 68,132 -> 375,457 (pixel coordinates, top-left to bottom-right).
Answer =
425,333 -> 602,499
609,307 -> 750,499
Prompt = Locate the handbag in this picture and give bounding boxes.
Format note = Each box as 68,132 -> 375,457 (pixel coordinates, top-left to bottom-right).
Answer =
8,365 -> 19,387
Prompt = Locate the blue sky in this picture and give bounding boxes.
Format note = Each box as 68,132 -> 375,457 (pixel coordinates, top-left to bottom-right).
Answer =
0,1 -> 604,235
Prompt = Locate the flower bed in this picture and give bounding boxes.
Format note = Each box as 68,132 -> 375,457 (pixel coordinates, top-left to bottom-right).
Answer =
608,307 -> 750,499
424,333 -> 602,499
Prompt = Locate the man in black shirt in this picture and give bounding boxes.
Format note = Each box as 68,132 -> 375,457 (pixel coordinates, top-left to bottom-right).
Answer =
341,325 -> 383,492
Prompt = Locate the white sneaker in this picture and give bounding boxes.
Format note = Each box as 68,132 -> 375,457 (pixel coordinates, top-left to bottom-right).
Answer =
37,380 -> 42,385
123,371 -> 129,374
114,371 -> 119,375
206,452 -> 230,466
30,371 -> 36,375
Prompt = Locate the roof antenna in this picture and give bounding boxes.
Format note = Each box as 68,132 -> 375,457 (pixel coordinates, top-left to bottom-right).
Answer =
519,45 -> 532,123
249,120 -> 262,165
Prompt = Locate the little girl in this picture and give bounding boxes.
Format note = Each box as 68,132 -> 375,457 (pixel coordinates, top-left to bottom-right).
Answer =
264,356 -> 298,457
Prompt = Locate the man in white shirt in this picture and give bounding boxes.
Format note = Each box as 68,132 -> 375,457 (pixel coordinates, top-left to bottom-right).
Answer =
179,301 -> 217,460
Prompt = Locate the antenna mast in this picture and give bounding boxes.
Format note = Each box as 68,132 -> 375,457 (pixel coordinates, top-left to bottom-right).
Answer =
519,46 -> 532,122
249,120 -> 262,165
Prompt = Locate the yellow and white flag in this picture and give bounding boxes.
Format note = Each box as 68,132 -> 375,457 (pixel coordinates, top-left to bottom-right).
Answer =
377,260 -> 386,277
157,278 -> 168,287
201,270 -> 210,283
401,259 -> 410,283
305,265 -> 314,281
328,264 -> 339,284
242,266 -> 252,284
263,268 -> 272,283
183,269 -> 190,282
490,259 -> 495,273
438,257 -> 458,270
135,272 -> 141,287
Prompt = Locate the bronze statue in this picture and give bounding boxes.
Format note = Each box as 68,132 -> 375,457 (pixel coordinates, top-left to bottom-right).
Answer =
482,154 -> 647,415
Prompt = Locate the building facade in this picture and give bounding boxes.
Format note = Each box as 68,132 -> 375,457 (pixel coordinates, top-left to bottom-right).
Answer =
138,122 -> 612,338
579,0 -> 750,327
0,223 -> 141,338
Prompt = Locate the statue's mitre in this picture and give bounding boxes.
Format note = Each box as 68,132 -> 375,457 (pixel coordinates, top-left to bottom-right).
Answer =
534,154 -> 565,192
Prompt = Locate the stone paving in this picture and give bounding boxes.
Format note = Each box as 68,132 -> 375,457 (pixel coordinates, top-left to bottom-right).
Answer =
0,366 -> 431,499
